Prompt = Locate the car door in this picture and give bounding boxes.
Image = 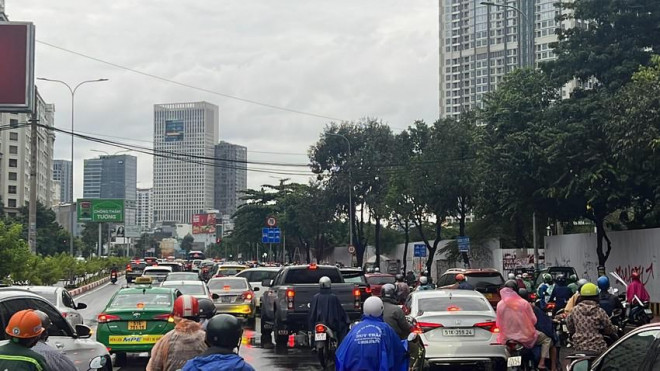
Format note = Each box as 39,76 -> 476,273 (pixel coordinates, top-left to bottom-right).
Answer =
592,328 -> 660,371
61,289 -> 83,326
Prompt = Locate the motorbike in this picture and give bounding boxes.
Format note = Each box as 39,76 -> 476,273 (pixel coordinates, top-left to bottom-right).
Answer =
553,309 -> 571,348
505,339 -> 539,371
110,271 -> 118,284
629,299 -> 652,326
405,332 -> 426,371
313,322 -> 338,368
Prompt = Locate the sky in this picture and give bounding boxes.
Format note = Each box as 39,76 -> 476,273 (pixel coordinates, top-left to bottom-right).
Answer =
9,1 -> 439,198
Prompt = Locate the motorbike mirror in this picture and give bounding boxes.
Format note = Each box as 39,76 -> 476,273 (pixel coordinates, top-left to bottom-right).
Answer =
568,359 -> 589,371
76,303 -> 87,310
88,355 -> 106,370
253,287 -> 260,292
407,332 -> 418,342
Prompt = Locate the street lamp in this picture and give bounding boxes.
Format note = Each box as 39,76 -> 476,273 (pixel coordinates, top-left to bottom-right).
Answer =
36,77 -> 108,256
325,132 -> 353,250
480,1 -> 534,67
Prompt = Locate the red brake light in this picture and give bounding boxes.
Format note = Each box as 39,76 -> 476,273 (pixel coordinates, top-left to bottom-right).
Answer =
546,302 -> 556,310
365,285 -> 372,294
309,263 -> 317,270
286,289 -> 295,298
474,321 -> 500,333
155,314 -> 175,323
353,288 -> 361,297
315,324 -> 326,333
447,305 -> 461,311
413,322 -> 443,333
97,313 -> 121,323
242,291 -> 254,301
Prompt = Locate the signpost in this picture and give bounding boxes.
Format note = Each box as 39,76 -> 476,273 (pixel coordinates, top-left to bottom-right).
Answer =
413,243 -> 426,273
261,228 -> 281,243
348,245 -> 356,255
457,236 -> 470,253
77,199 -> 125,222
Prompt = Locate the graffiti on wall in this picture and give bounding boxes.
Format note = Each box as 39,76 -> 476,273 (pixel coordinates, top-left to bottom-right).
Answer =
614,263 -> 655,286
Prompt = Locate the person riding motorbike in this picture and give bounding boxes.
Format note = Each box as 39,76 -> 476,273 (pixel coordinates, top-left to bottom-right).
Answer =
537,274 -> 555,310
32,310 -> 76,371
405,271 -> 416,286
519,288 -> 558,369
0,309 -> 51,371
417,276 -> 434,291
147,295 -> 207,371
440,273 -> 474,290
308,276 -> 350,344
197,298 -> 217,331
335,296 -> 406,371
626,271 -> 650,305
182,314 -> 255,371
564,278 -> 589,314
496,280 -> 553,371
548,274 -> 573,312
597,276 -> 624,317
522,272 -> 533,291
394,274 -> 410,304
567,274 -> 578,294
565,283 -> 616,360
381,284 -> 413,340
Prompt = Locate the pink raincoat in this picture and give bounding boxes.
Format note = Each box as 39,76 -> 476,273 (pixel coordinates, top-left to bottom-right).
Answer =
496,288 -> 538,348
626,276 -> 650,304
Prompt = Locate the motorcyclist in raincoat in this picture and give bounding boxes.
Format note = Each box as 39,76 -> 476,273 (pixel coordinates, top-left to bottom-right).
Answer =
335,296 -> 407,371
308,276 -> 350,343
548,274 -> 573,313
626,271 -> 650,304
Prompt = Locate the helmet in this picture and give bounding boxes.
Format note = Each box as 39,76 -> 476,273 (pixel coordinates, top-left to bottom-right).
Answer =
569,274 -> 577,283
508,273 -> 515,280
395,274 -> 404,282
503,280 -> 518,291
580,282 -> 599,297
631,271 -> 640,280
374,267 -> 380,272
555,274 -> 566,285
455,274 -> 465,282
516,274 -> 522,279
522,273 -> 529,279
518,288 -> 530,301
319,276 -> 331,289
5,310 -> 44,339
206,314 -> 243,348
597,276 -> 610,291
381,283 -> 396,299
543,273 -> 553,284
576,278 -> 589,292
363,296 -> 384,317
197,298 -> 216,320
419,276 -> 428,285
173,295 -> 199,319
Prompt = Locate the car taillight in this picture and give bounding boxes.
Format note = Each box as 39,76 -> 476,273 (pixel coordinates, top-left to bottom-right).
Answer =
315,324 -> 326,333
353,286 -> 361,310
97,313 -> 121,323
242,291 -> 254,301
155,314 -> 175,323
474,321 -> 500,333
286,288 -> 295,310
365,285 -> 372,294
308,263 -> 317,270
413,322 -> 443,333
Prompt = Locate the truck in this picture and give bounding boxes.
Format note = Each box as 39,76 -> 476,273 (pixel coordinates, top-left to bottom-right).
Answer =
260,264 -> 363,348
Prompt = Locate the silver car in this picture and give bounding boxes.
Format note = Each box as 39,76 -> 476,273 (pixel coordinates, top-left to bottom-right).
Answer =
161,280 -> 212,301
23,286 -> 87,327
142,265 -> 173,286
207,277 -> 257,324
234,267 -> 280,309
0,288 -> 111,370
407,289 -> 507,369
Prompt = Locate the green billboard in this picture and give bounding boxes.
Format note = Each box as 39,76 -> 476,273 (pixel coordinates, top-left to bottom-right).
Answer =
77,199 -> 125,222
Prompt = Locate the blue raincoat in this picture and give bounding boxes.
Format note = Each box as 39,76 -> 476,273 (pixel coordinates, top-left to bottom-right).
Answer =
335,315 -> 407,371
181,353 -> 255,371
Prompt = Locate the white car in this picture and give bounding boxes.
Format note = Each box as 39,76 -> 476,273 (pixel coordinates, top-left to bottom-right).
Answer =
235,267 -> 280,308
161,280 -> 213,301
405,289 -> 507,370
142,265 -> 173,285
23,286 -> 87,327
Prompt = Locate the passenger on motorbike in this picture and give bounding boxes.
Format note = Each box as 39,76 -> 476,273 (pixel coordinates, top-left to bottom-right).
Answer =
564,279 -> 588,315
405,271 -> 416,287
394,274 -> 410,304
497,280 -> 553,371
565,283 -> 616,358
522,273 -> 533,292
567,275 -> 578,294
416,276 -> 434,291
597,276 -> 624,317
308,276 -> 350,343
381,284 -> 413,340
548,275 -> 573,312
519,288 -> 558,369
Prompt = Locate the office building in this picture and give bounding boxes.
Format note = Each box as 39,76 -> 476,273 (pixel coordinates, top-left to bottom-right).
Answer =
53,159 -> 72,204
82,154 -> 137,225
137,187 -> 154,230
214,141 -> 247,218
153,102 -> 218,224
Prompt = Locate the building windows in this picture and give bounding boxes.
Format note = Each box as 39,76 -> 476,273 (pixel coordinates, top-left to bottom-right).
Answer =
7,186 -> 16,194
8,159 -> 17,168
8,172 -> 17,181
9,146 -> 17,154
9,132 -> 18,141
7,199 -> 16,208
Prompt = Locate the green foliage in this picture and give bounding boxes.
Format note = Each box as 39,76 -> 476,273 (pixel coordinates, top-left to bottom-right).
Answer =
13,202 -> 71,256
180,234 -> 195,253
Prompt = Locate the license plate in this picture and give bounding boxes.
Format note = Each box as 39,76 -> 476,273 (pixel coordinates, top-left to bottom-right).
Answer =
507,356 -> 521,367
562,324 -> 568,332
315,333 -> 327,341
442,328 -> 474,336
128,321 -> 147,330
221,296 -> 232,303
277,329 -> 288,335
484,293 -> 493,299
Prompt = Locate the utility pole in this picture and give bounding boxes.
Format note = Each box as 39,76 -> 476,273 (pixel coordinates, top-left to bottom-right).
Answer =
28,89 -> 38,254
97,223 -> 102,257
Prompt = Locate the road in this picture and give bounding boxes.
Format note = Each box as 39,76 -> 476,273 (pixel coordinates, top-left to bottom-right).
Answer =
75,276 -> 325,370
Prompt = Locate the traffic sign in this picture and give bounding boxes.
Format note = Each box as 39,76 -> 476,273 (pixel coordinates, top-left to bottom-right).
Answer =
266,216 -> 277,227
457,236 -> 470,253
413,244 -> 426,257
348,245 -> 356,255
261,227 -> 281,243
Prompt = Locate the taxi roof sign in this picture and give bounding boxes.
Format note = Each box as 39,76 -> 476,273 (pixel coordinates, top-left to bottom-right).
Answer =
134,276 -> 153,285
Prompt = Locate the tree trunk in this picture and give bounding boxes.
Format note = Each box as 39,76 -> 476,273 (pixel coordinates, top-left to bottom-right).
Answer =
374,216 -> 381,269
355,202 -> 367,268
402,220 -> 410,273
426,218 -> 442,275
514,213 -> 524,250
595,212 -> 613,267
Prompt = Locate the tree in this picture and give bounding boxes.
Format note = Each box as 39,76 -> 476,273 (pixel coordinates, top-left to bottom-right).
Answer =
14,202 -> 71,256
180,234 -> 195,253
80,222 -> 110,257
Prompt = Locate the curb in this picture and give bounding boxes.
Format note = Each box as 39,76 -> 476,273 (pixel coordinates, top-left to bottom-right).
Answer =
69,272 -> 124,297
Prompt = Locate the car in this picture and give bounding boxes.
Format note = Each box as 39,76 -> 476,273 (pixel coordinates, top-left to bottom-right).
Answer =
207,277 -> 257,325
160,280 -> 213,301
156,261 -> 184,273
22,286 -> 88,327
126,261 -> 147,283
405,289 -> 506,370
340,267 -> 371,303
364,273 -> 396,296
211,263 -> 247,278
567,323 -> 660,371
95,277 -> 180,367
234,267 -> 280,309
199,260 -> 217,281
163,272 -> 202,282
534,266 -> 578,288
437,268 -> 505,307
0,287 -> 111,371
141,265 -> 173,285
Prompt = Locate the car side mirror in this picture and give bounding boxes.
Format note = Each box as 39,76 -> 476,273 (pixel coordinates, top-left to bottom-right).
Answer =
568,359 -> 589,371
76,303 -> 87,310
75,324 -> 92,339
212,293 -> 220,300
262,279 -> 272,287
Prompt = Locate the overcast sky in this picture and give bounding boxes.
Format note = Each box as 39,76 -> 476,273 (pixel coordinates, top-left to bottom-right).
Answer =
10,1 -> 439,197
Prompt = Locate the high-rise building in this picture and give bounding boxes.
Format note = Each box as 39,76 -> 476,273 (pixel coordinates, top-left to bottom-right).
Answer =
439,0 -> 568,118
82,154 -> 137,225
153,102 -> 219,224
136,188 -> 153,231
53,159 -> 72,204
0,92 -> 55,217
214,141 -> 247,218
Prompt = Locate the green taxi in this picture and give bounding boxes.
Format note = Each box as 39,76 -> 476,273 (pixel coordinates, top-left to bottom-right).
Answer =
95,277 -> 180,366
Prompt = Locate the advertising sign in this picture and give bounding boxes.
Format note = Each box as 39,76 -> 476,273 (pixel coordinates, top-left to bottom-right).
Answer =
192,213 -> 216,234
124,225 -> 142,238
164,120 -> 184,142
77,199 -> 125,222
0,22 -> 35,113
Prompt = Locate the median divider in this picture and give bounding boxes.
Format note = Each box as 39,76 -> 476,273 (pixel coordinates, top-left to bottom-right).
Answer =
69,272 -> 124,297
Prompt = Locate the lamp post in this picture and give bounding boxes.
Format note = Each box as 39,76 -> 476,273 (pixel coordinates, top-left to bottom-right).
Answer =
326,132 -> 353,252
36,78 -> 108,256
480,1 -> 534,67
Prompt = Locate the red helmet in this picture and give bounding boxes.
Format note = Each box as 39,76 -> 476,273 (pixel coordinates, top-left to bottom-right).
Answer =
173,295 -> 199,319
631,271 -> 640,280
456,274 -> 465,282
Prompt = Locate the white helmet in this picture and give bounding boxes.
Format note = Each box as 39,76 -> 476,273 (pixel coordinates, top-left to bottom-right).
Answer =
419,276 -> 428,285
363,296 -> 384,317
508,273 -> 515,280
522,273 -> 529,279
516,274 -> 522,279
319,276 -> 331,289
374,267 -> 380,272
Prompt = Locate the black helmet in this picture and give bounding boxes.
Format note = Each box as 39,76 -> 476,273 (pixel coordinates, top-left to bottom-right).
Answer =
206,314 -> 243,349
503,280 -> 518,291
198,298 -> 216,320
381,283 -> 396,299
518,288 -> 530,301
555,274 -> 566,286
395,274 -> 404,282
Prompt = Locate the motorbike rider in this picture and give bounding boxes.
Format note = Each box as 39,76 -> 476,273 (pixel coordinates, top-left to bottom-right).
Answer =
548,274 -> 573,312
565,283 -> 617,359
32,310 -> 76,371
405,270 -> 416,286
0,309 -> 51,371
441,274 -> 474,290
197,298 -> 217,331
537,274 -> 555,310
147,295 -> 207,371
626,271 -> 650,305
394,274 -> 410,304
308,276 -> 350,343
564,278 -> 589,314
417,276 -> 434,291
597,276 -> 624,317
567,274 -> 578,294
335,296 -> 406,371
422,270 -> 433,286
519,288 -> 558,369
522,272 -> 533,291
182,314 -> 255,371
381,284 -> 413,340
496,280 -> 553,371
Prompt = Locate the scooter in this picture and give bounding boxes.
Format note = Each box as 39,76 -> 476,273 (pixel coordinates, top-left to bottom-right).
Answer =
629,299 -> 652,326
505,339 -> 538,370
313,322 -> 338,369
110,271 -> 118,284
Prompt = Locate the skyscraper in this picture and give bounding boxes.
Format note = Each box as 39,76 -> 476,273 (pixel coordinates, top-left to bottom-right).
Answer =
136,188 -> 153,230
214,141 -> 247,219
53,159 -> 72,204
153,102 -> 219,224
82,154 -> 137,225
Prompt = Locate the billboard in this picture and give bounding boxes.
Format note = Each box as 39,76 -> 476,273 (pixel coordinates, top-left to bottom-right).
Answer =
77,199 -> 125,222
164,120 -> 184,142
0,22 -> 35,113
192,213 -> 216,234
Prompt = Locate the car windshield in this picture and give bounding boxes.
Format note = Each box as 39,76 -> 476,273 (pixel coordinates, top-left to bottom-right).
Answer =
466,273 -> 504,286
131,263 -> 146,270
418,297 -> 490,312
343,273 -> 366,284
163,284 -> 205,295
144,269 -> 171,275
284,268 -> 342,284
110,292 -> 173,309
367,276 -> 396,285
208,279 -> 247,290
216,267 -> 244,276
165,273 -> 199,281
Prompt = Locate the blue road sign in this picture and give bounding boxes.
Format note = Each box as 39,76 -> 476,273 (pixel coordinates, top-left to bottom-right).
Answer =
457,236 -> 470,253
262,227 -> 281,243
413,243 -> 426,257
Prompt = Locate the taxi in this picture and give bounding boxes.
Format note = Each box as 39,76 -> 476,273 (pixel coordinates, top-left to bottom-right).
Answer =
95,277 -> 180,366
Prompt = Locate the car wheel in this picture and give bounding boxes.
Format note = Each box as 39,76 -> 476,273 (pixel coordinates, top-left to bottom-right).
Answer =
114,352 -> 127,367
